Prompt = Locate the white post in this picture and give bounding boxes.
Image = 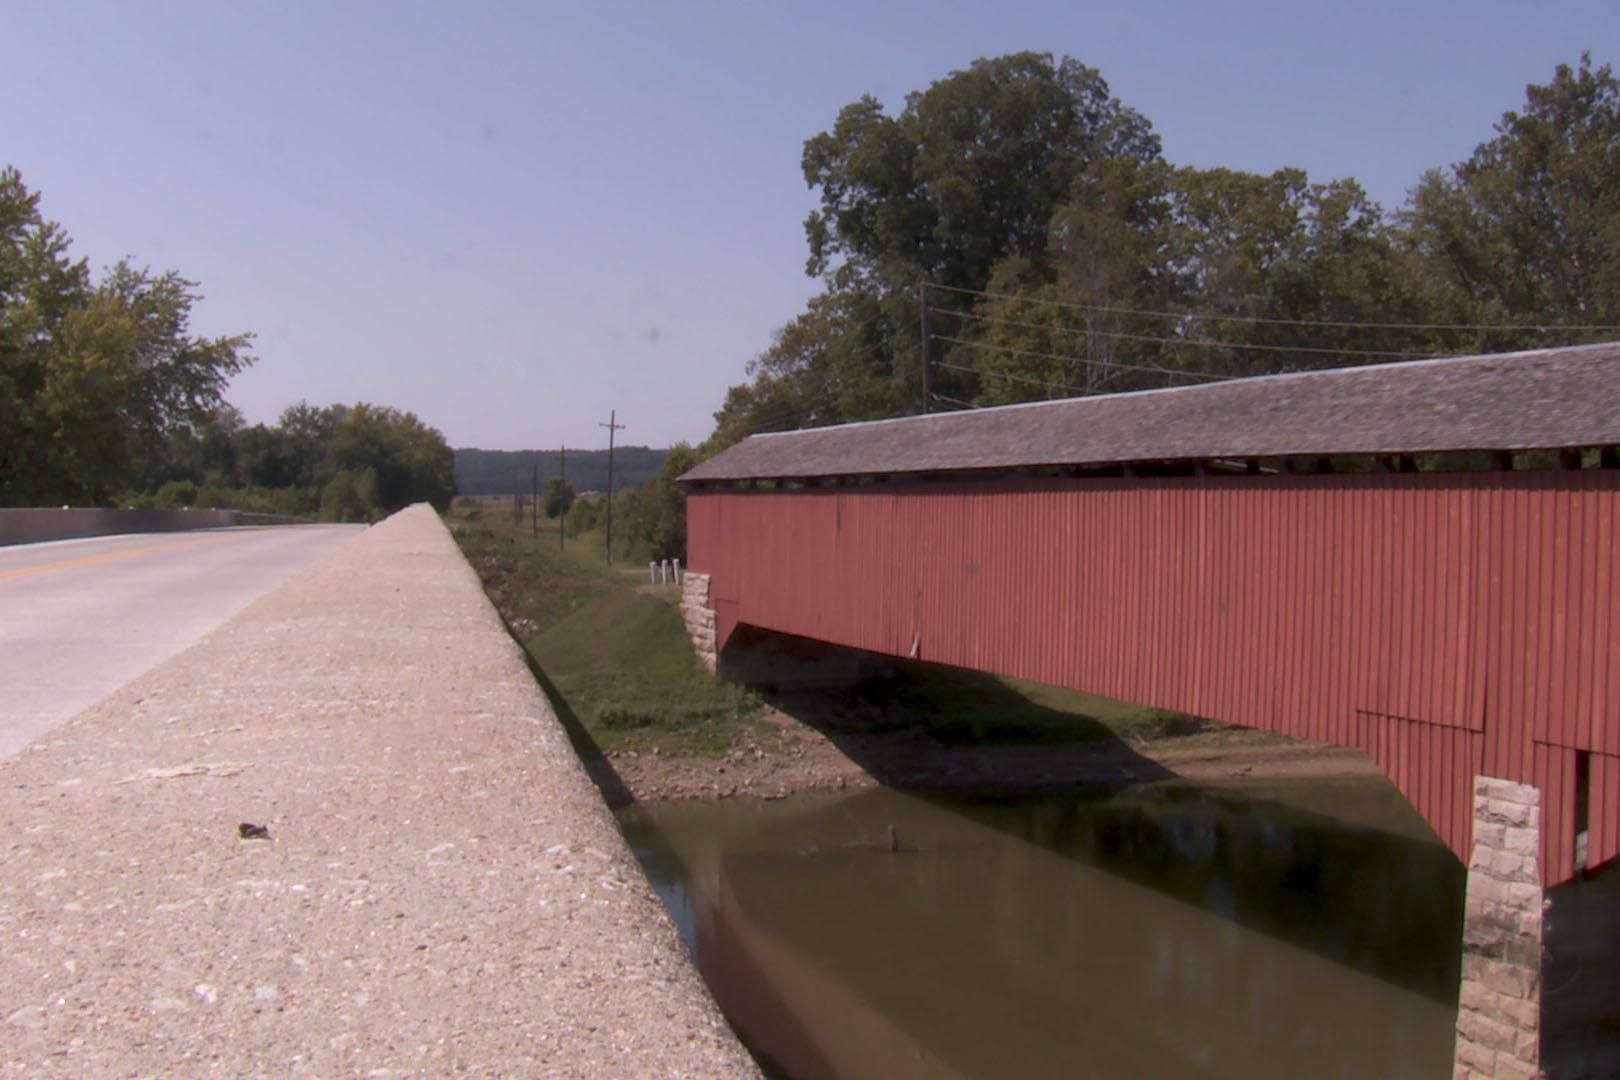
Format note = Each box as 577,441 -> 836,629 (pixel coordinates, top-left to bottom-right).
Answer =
673,558 -> 682,583
648,561 -> 657,584
661,559 -> 671,585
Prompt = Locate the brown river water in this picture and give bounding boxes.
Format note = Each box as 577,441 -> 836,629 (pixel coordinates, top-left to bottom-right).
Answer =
617,775 -> 1465,1080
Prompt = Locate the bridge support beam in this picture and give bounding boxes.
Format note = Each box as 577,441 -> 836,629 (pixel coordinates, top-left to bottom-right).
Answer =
1454,776 -> 1543,1080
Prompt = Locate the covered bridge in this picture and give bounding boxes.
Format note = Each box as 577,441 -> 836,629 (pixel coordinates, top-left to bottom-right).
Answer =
680,341 -> 1620,887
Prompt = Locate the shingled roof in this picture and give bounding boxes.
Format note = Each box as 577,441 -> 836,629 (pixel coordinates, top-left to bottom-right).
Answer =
680,341 -> 1620,483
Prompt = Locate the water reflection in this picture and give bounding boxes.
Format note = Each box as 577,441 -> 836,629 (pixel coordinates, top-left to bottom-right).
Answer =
620,779 -> 1464,1080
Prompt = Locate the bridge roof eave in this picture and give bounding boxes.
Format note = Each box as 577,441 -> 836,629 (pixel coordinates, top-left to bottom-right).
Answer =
679,341 -> 1620,486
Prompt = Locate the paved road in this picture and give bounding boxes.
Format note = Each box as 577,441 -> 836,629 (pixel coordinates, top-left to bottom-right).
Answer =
0,525 -> 364,759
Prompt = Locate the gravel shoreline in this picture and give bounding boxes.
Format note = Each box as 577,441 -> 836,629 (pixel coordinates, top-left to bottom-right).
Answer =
0,505 -> 759,1079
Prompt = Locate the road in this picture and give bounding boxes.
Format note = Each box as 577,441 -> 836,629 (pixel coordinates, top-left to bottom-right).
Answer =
0,525 -> 365,759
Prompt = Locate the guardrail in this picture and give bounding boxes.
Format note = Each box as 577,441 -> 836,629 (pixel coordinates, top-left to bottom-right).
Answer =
0,508 -> 313,547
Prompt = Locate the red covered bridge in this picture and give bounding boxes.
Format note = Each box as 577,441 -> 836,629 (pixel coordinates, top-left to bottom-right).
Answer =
681,342 -> 1620,896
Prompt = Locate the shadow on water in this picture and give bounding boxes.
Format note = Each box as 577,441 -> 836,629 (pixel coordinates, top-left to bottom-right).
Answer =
939,782 -> 1465,1005
625,783 -> 1465,1080
1543,855 -> 1620,1079
717,625 -> 1464,1002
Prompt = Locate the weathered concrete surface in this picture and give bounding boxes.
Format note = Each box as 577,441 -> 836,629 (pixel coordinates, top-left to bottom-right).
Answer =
0,505 -> 759,1078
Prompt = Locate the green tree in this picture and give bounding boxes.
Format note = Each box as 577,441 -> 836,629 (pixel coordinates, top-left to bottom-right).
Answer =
319,467 -> 378,524
795,52 -> 1164,414
625,443 -> 698,561
708,290 -> 902,449
542,474 -> 575,519
1162,167 -> 1408,376
314,403 -> 456,517
564,496 -> 600,538
804,52 -> 1160,290
1401,53 -> 1620,348
0,167 -> 252,505
970,157 -> 1185,403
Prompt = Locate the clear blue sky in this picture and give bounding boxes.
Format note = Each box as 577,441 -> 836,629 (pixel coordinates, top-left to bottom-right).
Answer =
5,1 -> 1615,451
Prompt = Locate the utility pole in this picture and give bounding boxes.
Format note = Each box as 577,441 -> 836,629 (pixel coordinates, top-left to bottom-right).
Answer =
600,410 -> 625,564
512,466 -> 522,529
558,444 -> 566,551
531,462 -> 538,538
919,281 -> 931,415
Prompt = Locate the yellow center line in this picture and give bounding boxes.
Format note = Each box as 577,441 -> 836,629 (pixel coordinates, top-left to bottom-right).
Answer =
0,532 -> 258,584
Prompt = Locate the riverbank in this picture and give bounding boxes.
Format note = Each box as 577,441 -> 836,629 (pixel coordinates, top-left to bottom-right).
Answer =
600,704 -> 1377,804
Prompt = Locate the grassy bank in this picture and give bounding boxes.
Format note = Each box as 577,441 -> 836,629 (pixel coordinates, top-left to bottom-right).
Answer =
445,506 -> 768,757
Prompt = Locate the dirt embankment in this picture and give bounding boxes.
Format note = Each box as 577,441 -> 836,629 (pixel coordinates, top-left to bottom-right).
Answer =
594,705 -> 1377,806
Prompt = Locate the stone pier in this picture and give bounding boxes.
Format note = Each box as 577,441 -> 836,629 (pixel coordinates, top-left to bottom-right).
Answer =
1454,777 -> 1544,1080
681,571 -> 719,673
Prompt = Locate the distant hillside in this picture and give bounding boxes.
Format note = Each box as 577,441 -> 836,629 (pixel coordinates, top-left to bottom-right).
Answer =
454,446 -> 667,496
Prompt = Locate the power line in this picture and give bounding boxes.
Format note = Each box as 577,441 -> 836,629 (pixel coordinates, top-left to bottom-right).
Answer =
934,360 -> 1093,398
925,280 -> 1620,334
933,324 -> 1435,362
931,335 -> 1234,383
928,392 -> 980,411
938,305 -> 1447,359
600,410 -> 625,565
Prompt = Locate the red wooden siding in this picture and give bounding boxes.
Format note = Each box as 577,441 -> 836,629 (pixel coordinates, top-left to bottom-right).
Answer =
687,471 -> 1620,886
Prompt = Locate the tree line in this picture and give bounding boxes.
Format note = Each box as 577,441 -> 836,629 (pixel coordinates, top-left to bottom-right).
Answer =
1,167 -> 456,520
707,51 -> 1620,445
480,444 -> 695,567
453,446 -> 667,497
131,401 -> 456,522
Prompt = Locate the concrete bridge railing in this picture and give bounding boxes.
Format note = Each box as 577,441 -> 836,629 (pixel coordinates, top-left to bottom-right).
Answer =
0,507 -> 312,547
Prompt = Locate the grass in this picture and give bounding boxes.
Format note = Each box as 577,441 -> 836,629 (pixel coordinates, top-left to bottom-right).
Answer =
531,589 -> 765,755
451,494 -> 657,571
445,503 -> 766,757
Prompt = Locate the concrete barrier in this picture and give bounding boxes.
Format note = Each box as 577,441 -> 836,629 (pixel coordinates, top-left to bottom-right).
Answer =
0,505 -> 760,1076
0,508 -> 310,547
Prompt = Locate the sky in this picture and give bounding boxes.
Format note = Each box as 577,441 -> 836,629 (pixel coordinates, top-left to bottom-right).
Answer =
4,1 -> 1617,452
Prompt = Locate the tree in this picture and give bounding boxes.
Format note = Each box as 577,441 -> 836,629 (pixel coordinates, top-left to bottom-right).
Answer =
564,496 -> 600,538
1401,53 -> 1620,347
1162,167 -> 1408,376
706,54 -> 1619,451
626,443 -> 698,561
970,157 -> 1186,403
319,467 -> 378,524
804,52 -> 1160,291
542,475 -> 575,519
314,403 -> 456,517
792,52 -> 1165,415
0,167 -> 253,505
708,290 -> 901,449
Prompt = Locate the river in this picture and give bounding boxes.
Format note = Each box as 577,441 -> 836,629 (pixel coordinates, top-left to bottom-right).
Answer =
618,774 -> 1465,1079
